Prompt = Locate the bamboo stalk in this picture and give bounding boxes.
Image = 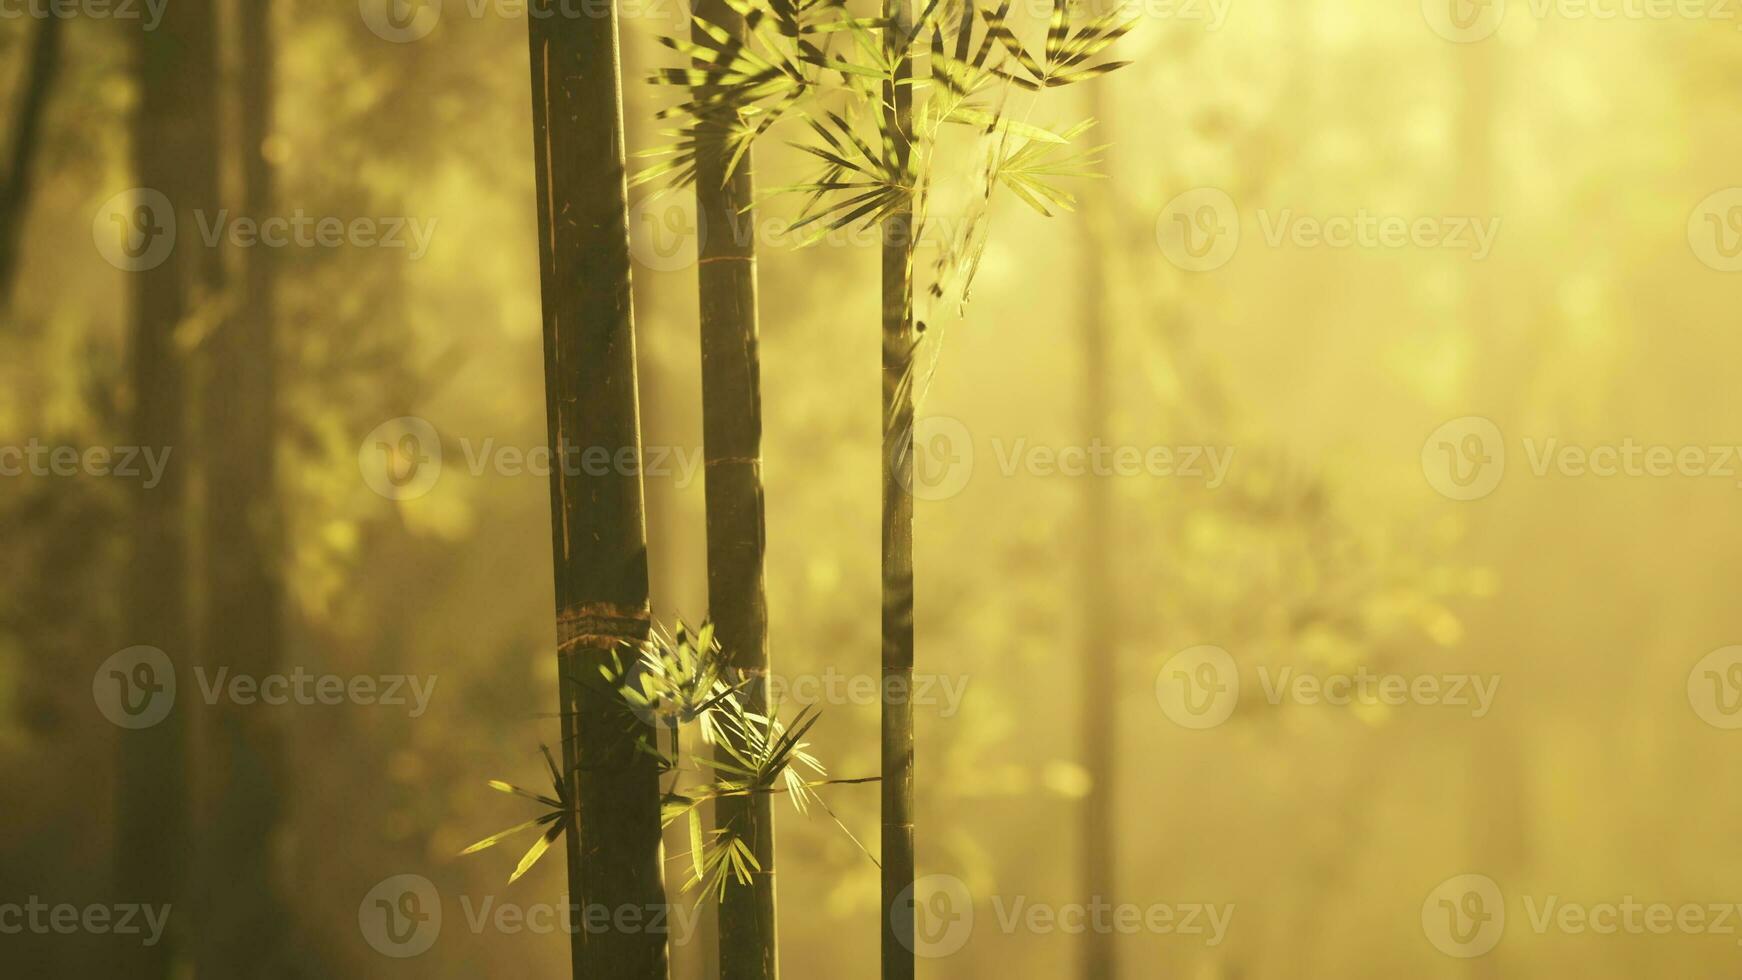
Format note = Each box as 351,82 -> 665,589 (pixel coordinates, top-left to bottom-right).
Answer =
1078,78 -> 1117,980
526,3 -> 668,976
688,0 -> 779,975
880,0 -> 917,974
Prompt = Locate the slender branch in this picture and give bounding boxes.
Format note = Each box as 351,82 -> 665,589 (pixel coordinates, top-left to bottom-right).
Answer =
0,15 -> 64,307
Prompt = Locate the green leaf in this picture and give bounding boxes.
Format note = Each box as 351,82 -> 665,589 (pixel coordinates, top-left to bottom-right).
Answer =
459,813 -> 558,856
487,779 -> 561,809
688,808 -> 707,883
509,821 -> 565,884
947,107 -> 1067,143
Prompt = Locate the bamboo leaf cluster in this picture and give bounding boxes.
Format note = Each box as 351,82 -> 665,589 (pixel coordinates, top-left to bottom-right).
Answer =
637,0 -> 1138,314
466,621 -> 874,896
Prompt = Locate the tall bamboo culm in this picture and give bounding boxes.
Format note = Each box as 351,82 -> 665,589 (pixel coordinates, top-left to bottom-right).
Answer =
880,0 -> 917,976
526,2 -> 669,976
1078,76 -> 1117,980
690,0 -> 779,976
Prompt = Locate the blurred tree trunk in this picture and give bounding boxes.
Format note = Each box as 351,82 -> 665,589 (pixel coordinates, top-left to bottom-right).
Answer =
0,14 -> 63,305
199,2 -> 289,975
526,3 -> 669,976
1456,36 -> 1527,980
116,2 -> 222,976
880,0 -> 916,976
689,3 -> 778,979
1078,81 -> 1118,980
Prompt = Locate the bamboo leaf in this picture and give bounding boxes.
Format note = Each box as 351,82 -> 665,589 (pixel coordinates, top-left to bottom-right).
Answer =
947,107 -> 1067,143
460,813 -> 559,855
688,808 -> 707,883
487,779 -> 561,809
509,821 -> 566,884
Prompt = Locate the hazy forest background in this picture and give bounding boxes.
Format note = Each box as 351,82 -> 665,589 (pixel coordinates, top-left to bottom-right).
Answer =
4,0 -> 1742,977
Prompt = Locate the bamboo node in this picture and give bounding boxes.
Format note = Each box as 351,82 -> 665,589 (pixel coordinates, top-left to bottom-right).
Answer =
555,601 -> 650,653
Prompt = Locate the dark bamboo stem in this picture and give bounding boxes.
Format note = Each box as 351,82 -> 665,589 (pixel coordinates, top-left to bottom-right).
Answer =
689,0 -> 778,976
526,3 -> 668,976
880,0 -> 917,975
